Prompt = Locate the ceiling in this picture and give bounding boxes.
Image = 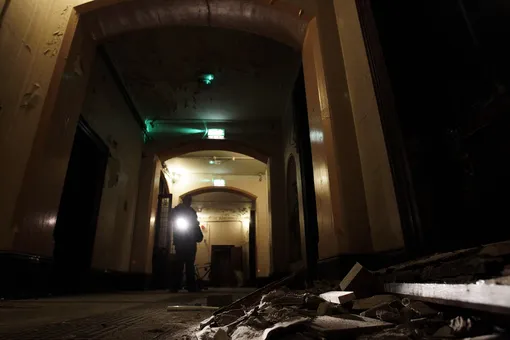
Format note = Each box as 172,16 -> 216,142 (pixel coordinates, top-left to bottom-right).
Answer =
193,192 -> 253,219
164,150 -> 267,176
193,191 -> 253,203
104,26 -> 302,124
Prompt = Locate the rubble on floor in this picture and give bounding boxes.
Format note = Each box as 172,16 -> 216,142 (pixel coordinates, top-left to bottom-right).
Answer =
194,261 -> 510,340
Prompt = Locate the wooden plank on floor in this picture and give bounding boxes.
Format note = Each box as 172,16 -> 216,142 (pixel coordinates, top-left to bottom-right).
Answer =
384,283 -> 510,315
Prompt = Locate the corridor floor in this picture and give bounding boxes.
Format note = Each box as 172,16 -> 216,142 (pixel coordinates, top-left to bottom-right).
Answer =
0,289 -> 252,340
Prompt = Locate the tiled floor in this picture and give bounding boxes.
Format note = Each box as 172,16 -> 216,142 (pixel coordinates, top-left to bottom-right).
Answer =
0,289 -> 252,339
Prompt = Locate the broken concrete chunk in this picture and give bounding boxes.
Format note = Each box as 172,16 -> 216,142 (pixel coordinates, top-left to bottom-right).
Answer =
213,328 -> 229,340
261,317 -> 310,340
353,295 -> 399,311
231,325 -> 262,340
304,294 -> 326,310
376,309 -> 402,323
450,316 -> 473,335
405,301 -> 438,318
319,291 -> 355,305
199,315 -> 216,330
317,302 -> 331,316
358,323 -> 421,340
317,302 -> 349,316
270,294 -> 305,307
310,314 -> 392,337
361,300 -> 403,319
340,262 -> 379,298
215,311 -> 245,327
196,326 -> 229,340
260,290 -> 286,305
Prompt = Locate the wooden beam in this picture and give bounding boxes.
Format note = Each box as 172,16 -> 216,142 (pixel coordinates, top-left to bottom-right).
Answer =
384,283 -> 510,315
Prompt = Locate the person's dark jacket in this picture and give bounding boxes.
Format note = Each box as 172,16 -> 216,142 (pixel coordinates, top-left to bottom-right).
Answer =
171,204 -> 203,247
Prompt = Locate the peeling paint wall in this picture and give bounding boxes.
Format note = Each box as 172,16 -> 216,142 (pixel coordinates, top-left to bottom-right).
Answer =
0,0 -> 86,252
81,55 -> 143,272
130,153 -> 161,274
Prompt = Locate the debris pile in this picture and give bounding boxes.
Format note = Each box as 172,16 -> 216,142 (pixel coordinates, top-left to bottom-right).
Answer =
195,263 -> 509,339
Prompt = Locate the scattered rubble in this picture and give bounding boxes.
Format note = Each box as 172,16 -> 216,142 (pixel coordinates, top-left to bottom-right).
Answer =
193,261 -> 510,339
320,291 -> 356,304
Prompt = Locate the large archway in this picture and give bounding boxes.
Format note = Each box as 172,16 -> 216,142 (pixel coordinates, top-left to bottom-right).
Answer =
164,149 -> 271,278
158,139 -> 269,165
180,186 -> 258,201
76,0 -> 311,49
180,186 -> 259,285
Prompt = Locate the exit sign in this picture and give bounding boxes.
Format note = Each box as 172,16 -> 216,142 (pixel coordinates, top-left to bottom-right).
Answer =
207,129 -> 225,140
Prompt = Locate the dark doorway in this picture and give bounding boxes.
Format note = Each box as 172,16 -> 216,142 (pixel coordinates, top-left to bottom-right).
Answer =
249,209 -> 257,283
287,156 -> 302,263
292,66 -> 319,281
53,118 -> 108,294
210,245 -> 238,287
152,173 -> 172,289
362,0 -> 510,253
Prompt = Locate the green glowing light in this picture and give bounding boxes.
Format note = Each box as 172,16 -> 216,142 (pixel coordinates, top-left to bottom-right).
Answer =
144,119 -> 154,133
160,126 -> 205,135
207,128 -> 225,140
200,73 -> 215,85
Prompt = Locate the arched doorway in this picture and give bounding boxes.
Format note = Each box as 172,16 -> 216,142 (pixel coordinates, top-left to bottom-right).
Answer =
163,149 -> 269,282
180,187 -> 258,286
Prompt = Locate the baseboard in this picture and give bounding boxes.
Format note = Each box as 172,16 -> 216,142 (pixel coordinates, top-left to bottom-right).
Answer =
0,251 -> 54,299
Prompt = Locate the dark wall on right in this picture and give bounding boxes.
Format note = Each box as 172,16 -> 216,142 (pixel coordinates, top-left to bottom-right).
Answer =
369,0 -> 510,252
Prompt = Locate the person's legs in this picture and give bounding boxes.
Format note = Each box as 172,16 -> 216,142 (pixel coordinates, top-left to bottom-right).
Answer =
170,250 -> 184,292
185,245 -> 198,292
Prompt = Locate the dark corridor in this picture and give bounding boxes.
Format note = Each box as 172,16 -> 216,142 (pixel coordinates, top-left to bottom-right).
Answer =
53,118 -> 108,293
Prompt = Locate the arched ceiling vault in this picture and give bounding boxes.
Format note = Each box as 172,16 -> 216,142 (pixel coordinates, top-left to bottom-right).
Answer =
78,0 -> 313,149
181,186 -> 257,201
159,139 -> 269,164
78,0 -> 313,49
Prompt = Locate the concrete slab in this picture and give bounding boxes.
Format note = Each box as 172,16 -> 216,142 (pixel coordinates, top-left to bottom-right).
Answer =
310,314 -> 392,338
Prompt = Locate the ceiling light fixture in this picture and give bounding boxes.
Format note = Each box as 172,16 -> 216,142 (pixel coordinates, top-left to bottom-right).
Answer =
200,73 -> 215,85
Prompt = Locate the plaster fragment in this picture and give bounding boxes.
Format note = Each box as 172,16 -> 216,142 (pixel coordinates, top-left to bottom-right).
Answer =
20,83 -> 41,109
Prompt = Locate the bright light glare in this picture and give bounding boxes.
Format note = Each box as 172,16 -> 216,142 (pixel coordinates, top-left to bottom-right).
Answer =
176,217 -> 189,231
207,129 -> 225,140
213,179 -> 225,187
242,218 -> 250,229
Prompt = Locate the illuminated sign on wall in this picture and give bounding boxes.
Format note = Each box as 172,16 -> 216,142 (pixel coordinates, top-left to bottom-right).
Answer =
213,179 -> 225,187
207,129 -> 225,140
